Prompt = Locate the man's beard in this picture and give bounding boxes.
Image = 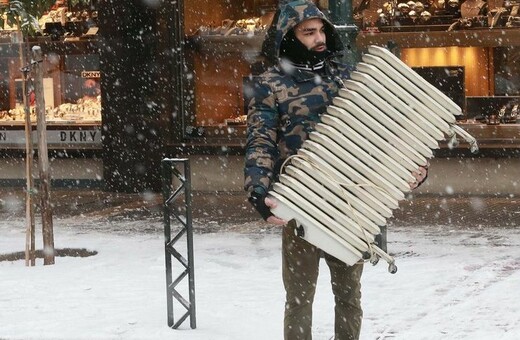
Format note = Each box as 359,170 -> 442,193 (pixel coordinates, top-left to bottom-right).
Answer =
279,30 -> 331,68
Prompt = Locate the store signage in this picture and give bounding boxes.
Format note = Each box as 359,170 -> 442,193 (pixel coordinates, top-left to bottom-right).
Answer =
0,129 -> 102,148
81,71 -> 100,78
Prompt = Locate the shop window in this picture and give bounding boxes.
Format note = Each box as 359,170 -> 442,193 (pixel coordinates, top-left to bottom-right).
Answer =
494,46 -> 520,96
0,2 -> 100,150
181,0 -> 277,141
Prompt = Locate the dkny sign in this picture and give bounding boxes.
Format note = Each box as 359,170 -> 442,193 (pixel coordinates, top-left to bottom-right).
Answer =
81,71 -> 101,78
58,130 -> 99,142
0,128 -> 102,148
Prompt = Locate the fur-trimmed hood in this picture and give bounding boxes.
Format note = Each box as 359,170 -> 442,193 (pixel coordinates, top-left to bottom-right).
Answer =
261,0 -> 344,63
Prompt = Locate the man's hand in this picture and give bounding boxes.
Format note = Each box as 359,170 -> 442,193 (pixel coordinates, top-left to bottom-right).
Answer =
248,187 -> 286,224
264,197 -> 287,225
409,165 -> 429,190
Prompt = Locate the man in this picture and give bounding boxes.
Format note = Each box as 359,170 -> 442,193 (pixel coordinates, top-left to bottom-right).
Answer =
244,1 -> 427,339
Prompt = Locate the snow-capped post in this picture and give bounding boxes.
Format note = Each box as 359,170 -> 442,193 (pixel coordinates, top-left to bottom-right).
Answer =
162,158 -> 196,329
32,45 -> 55,265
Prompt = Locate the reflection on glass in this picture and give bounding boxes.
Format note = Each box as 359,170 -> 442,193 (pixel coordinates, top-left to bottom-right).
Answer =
494,47 -> 520,96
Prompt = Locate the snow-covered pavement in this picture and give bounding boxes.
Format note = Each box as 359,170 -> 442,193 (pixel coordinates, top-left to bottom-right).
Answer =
1,217 -> 520,340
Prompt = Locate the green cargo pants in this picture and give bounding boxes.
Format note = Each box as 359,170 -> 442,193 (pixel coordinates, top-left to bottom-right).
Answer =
282,220 -> 364,340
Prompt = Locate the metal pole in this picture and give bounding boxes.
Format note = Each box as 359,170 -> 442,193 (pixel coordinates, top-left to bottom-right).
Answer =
162,160 -> 174,327
328,0 -> 361,64
184,160 -> 196,329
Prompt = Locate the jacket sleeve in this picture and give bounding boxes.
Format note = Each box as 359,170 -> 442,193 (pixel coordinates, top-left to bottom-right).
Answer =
244,79 -> 280,194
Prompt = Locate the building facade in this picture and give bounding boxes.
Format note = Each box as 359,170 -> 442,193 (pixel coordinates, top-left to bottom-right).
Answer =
0,0 -> 519,194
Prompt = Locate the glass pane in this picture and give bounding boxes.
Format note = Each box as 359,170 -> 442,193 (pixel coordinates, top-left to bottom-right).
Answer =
494,47 -> 520,96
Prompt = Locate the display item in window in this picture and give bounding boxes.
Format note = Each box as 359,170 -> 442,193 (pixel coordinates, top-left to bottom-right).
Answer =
460,0 -> 488,17
224,115 -> 247,125
81,78 -> 100,100
39,1 -> 98,40
376,0 -> 462,29
507,15 -> 520,26
354,0 -> 371,17
502,0 -> 520,27
447,0 -> 489,30
452,0 -> 520,29
377,0 -> 435,27
497,99 -> 520,123
195,12 -> 274,36
0,81 -> 101,124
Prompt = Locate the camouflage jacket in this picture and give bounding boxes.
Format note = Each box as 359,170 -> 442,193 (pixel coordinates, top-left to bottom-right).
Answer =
244,64 -> 352,194
244,0 -> 353,194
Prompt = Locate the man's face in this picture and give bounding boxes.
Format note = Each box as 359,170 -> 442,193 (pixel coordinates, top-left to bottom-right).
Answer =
294,18 -> 327,52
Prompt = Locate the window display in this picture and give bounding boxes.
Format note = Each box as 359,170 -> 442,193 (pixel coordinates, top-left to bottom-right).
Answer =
0,44 -> 100,125
372,0 -> 462,31
171,0 -> 520,149
494,46 -> 520,96
181,0 -> 277,140
0,1 -> 100,149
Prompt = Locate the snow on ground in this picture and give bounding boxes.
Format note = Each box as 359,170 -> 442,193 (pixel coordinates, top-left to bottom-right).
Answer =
1,219 -> 520,340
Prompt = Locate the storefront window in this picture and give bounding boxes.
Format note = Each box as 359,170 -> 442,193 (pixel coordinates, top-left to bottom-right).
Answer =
181,0 -> 277,141
494,46 -> 520,96
0,2 -> 100,149
172,0 -> 520,149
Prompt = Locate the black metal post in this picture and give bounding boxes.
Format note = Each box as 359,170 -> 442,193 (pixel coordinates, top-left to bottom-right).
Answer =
162,158 -> 196,329
328,0 -> 361,64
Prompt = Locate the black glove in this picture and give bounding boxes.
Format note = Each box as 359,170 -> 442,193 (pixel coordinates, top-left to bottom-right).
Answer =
248,187 -> 273,221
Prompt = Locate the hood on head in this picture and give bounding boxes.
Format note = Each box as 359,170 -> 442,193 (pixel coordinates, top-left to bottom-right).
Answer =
261,0 -> 344,64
